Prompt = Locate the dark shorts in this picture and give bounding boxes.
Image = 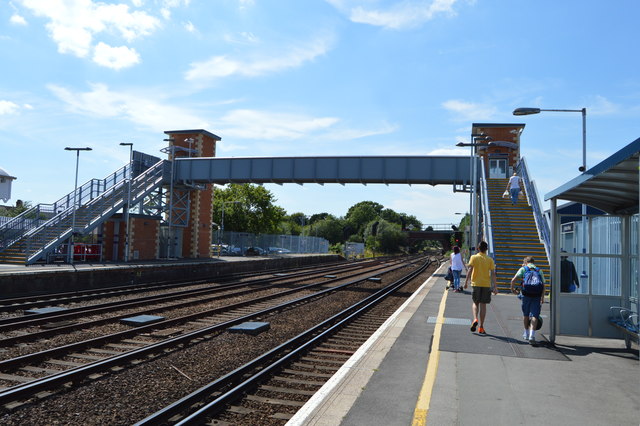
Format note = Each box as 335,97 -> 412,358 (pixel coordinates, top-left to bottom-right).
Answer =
472,286 -> 492,304
521,295 -> 542,318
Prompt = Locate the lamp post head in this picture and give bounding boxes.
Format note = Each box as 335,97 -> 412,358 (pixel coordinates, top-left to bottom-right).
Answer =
513,107 -> 541,116
65,147 -> 93,151
119,142 -> 133,147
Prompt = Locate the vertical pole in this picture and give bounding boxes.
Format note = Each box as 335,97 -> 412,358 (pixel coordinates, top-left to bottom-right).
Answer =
69,150 -> 80,264
168,148 -> 175,259
123,145 -> 133,262
550,197 -> 558,344
219,203 -> 225,258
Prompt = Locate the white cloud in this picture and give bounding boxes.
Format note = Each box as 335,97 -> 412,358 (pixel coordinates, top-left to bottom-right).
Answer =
185,35 -> 333,83
184,21 -> 196,33
48,83 -> 209,131
328,0 -> 458,29
0,100 -> 20,115
588,95 -> 619,115
442,99 -> 497,122
92,42 -> 141,70
10,13 -> 27,25
218,109 -> 340,140
15,0 -> 160,64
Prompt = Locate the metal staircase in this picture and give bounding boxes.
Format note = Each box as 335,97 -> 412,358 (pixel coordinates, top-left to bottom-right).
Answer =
486,175 -> 550,293
0,160 -> 170,265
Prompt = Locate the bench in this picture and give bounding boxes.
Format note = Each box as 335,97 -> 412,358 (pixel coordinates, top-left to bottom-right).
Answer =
608,306 -> 639,350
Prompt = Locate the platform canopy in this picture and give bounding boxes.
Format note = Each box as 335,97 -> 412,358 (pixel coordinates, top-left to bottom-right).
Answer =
545,137 -> 640,215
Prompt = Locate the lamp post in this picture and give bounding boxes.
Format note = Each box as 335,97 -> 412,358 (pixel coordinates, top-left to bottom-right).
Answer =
513,106 -> 588,343
64,147 -> 92,264
218,201 -> 240,257
119,142 -> 133,262
512,107 -> 586,172
456,136 -> 493,252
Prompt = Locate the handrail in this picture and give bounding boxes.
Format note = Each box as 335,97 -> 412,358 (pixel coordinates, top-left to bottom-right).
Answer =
0,164 -> 129,250
479,160 -> 494,259
23,160 -> 169,264
516,157 -> 551,260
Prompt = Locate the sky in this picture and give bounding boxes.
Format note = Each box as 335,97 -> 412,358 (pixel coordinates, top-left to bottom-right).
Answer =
1,0 -> 639,228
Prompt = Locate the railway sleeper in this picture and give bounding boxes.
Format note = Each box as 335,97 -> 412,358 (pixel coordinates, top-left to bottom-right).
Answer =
282,369 -> 334,379
290,362 -> 339,372
245,394 -> 306,407
259,384 -> 317,396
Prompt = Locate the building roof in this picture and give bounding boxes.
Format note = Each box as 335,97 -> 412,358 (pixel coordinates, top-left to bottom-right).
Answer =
545,136 -> 640,215
164,129 -> 222,141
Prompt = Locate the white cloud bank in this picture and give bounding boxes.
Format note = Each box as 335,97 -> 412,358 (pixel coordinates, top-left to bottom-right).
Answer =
442,99 -> 497,122
14,0 -> 161,69
326,0 -> 459,29
185,36 -> 334,83
48,83 -> 210,131
0,100 -> 20,115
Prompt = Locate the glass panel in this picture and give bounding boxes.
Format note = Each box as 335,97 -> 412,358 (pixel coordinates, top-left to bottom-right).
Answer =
560,254 -> 583,294
574,217 -> 590,255
592,216 -> 621,255
591,257 -> 621,296
631,257 -> 638,302
632,214 -> 639,256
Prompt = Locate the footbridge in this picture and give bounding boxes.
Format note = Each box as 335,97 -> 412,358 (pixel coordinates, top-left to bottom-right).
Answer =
173,156 -> 475,187
0,149 -> 477,265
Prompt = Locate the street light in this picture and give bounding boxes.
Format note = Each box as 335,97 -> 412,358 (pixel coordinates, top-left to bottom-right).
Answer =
456,136 -> 493,252
512,107 -> 587,172
64,147 -> 92,264
119,142 -> 133,262
218,201 -> 240,257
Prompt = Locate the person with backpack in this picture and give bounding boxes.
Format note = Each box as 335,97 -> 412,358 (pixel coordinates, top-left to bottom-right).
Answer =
510,256 -> 546,345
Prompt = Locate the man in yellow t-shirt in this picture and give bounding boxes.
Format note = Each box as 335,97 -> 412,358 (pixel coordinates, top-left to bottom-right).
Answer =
464,241 -> 498,335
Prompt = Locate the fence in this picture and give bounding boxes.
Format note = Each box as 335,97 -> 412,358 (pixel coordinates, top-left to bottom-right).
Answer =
215,231 -> 329,256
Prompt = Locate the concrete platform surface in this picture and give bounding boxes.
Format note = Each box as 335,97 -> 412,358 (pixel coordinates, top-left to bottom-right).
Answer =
289,262 -> 639,426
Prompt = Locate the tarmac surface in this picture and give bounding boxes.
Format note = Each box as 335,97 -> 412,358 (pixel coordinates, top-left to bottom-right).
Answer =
288,262 -> 640,426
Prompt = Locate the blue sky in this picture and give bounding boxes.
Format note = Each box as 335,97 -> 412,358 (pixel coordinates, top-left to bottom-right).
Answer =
1,0 -> 639,227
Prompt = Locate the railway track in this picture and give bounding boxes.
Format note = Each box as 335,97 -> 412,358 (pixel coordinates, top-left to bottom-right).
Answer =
0,257 -> 425,410
136,257 -> 435,425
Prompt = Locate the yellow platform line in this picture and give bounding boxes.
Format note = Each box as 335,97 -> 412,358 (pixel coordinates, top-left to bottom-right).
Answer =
411,287 -> 448,426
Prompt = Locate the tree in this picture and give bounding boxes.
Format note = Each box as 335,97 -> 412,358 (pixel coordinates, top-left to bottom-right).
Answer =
363,219 -> 407,254
0,200 -> 31,218
311,216 -> 344,244
345,201 -> 383,237
309,212 -> 333,224
213,184 -> 286,235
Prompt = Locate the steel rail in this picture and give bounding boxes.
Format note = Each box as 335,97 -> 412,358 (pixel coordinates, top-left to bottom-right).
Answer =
138,258 -> 430,425
0,259 -> 358,312
0,259 -> 384,333
0,259 -> 417,404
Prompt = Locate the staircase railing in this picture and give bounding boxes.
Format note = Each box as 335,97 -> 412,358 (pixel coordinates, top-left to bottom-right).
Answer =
0,164 -> 129,251
478,160 -> 495,259
516,157 -> 551,260
23,160 -> 170,264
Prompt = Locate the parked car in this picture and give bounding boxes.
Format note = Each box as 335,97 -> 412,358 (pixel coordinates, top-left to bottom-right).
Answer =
268,247 -> 291,254
245,247 -> 265,256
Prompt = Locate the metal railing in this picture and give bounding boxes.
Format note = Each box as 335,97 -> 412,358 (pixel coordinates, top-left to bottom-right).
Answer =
23,160 -> 169,264
478,160 -> 494,259
0,164 -> 129,251
516,157 -> 551,260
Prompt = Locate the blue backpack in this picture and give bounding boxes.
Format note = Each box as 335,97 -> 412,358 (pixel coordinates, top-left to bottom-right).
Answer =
522,265 -> 543,296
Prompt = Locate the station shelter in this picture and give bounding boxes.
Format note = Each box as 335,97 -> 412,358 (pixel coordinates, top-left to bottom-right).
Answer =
546,137 -> 640,345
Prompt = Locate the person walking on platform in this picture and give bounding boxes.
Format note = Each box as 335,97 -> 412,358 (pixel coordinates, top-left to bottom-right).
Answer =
450,246 -> 467,292
464,241 -> 497,335
510,256 -> 545,345
505,172 -> 522,205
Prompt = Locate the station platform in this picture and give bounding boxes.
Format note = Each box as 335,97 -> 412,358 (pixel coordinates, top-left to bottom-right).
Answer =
289,262 -> 640,426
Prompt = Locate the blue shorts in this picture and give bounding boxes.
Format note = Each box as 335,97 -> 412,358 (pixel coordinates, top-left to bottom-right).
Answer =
521,295 -> 542,318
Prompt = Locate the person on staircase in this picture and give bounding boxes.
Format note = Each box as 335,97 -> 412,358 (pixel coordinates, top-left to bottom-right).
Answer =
505,172 -> 522,205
